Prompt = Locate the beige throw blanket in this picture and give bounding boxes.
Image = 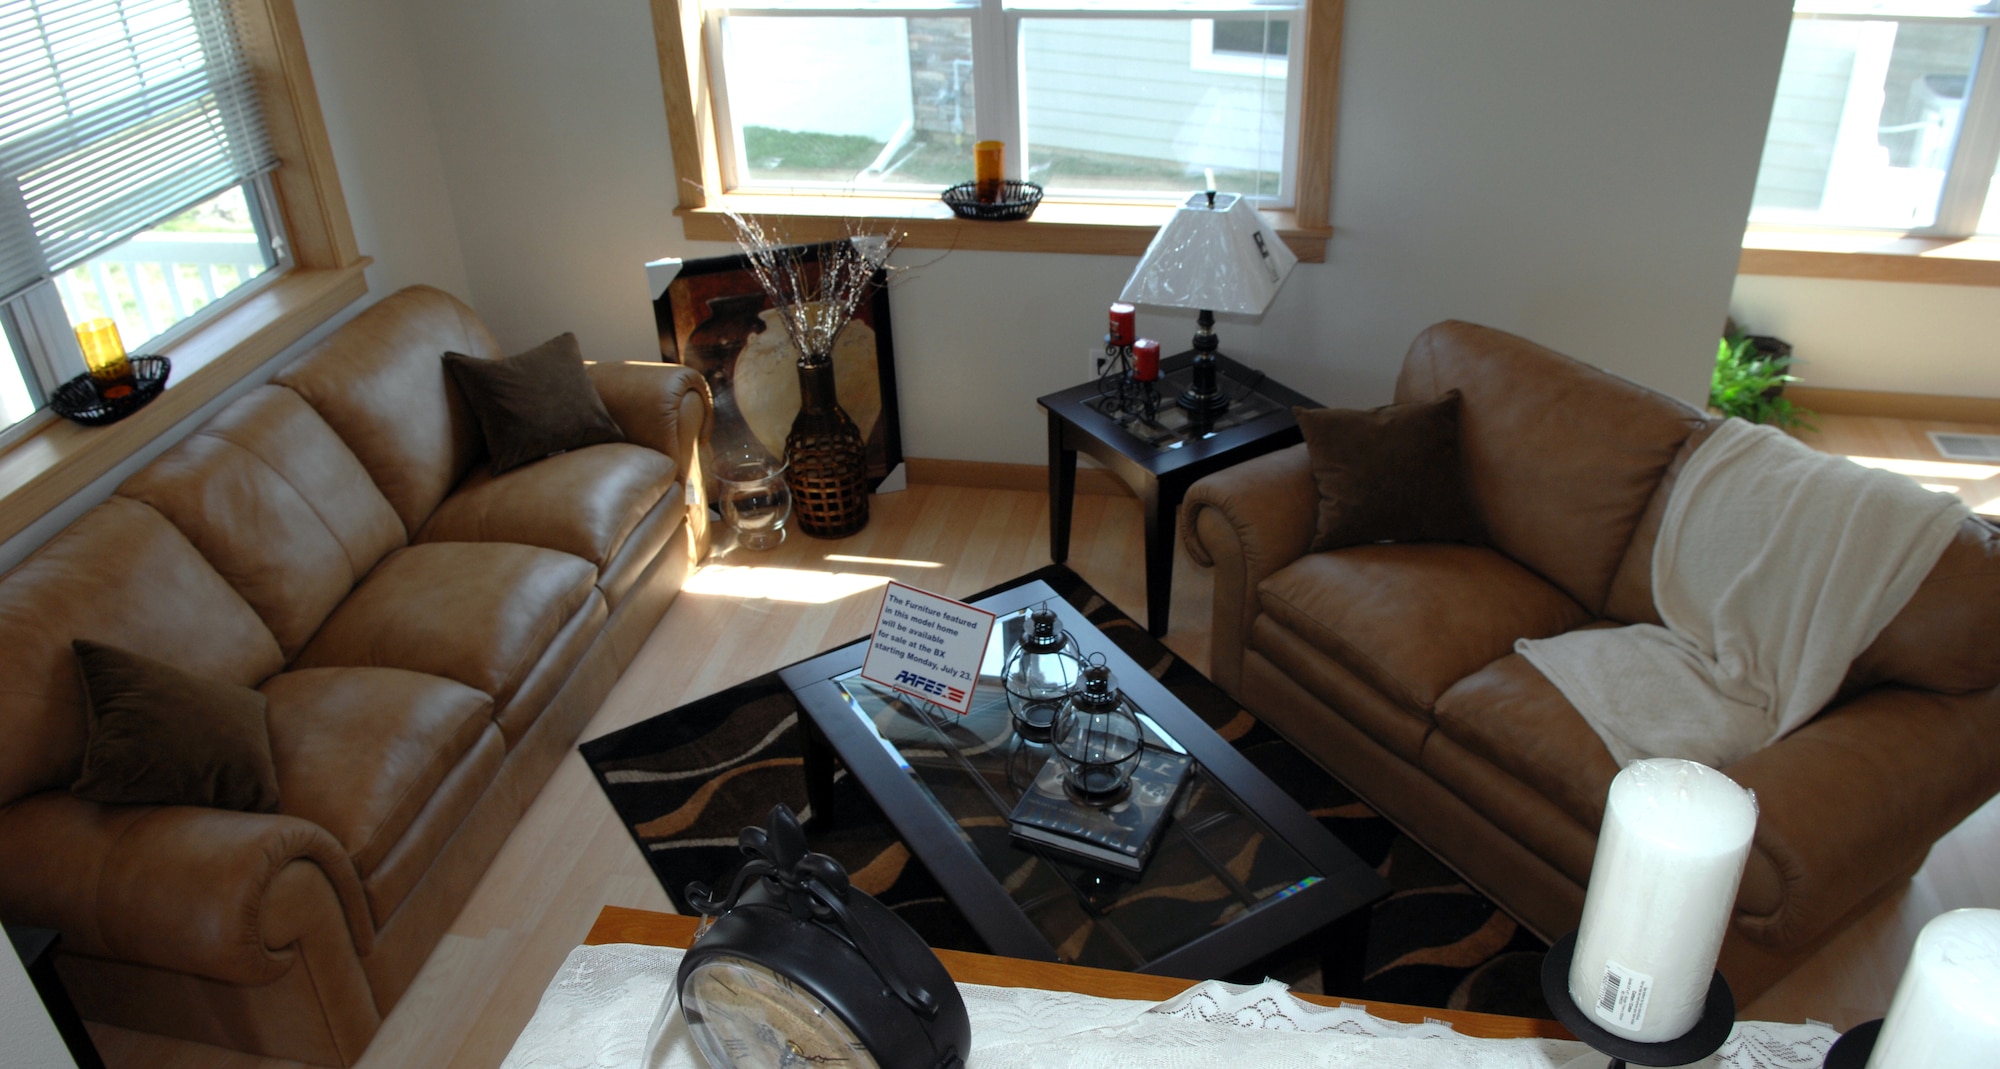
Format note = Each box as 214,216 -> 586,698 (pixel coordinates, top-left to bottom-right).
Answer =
1518,419 -> 1968,768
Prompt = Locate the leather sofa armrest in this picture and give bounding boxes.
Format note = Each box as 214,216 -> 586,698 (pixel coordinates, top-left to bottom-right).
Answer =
586,361 -> 713,482
1181,442 -> 1316,694
1724,683 -> 2000,950
0,792 -> 373,985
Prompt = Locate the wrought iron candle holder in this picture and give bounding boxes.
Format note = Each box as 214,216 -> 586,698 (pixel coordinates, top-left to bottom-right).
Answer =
1820,1019 -> 1879,1068
1091,333 -> 1160,424
1540,931 -> 1736,1069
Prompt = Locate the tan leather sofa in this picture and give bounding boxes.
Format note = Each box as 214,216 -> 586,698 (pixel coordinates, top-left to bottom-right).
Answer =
0,286 -> 710,1064
1183,320 -> 2000,1002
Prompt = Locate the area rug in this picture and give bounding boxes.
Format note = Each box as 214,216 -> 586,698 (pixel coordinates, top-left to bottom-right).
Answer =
581,565 -> 1550,1018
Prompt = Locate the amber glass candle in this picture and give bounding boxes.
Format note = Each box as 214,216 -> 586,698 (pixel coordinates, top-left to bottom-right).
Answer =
75,318 -> 135,398
974,140 -> 1004,203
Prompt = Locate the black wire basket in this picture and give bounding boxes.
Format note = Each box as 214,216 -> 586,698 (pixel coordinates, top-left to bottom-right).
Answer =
50,355 -> 172,426
942,180 -> 1044,221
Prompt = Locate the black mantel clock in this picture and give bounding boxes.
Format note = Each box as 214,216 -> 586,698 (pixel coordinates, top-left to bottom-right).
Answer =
676,804 -> 972,1069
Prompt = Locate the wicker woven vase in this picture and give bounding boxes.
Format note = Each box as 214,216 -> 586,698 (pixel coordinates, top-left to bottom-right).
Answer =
785,354 -> 869,538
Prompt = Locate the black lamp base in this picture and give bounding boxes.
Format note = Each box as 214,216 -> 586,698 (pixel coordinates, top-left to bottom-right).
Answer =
1821,1018 -> 1880,1069
1177,309 -> 1231,419
1177,375 -> 1231,417
1540,931 -> 1737,1069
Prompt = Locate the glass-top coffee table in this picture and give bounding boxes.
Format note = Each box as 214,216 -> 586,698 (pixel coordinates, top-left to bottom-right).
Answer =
780,579 -> 1387,980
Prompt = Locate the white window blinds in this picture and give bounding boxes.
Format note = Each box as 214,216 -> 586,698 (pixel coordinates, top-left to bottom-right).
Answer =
0,0 -> 276,302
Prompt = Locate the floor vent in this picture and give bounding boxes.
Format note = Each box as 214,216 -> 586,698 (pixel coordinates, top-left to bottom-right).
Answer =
1928,431 -> 2000,462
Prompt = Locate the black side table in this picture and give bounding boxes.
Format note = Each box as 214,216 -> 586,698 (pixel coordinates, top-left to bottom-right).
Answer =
7,925 -> 107,1069
1038,351 -> 1320,636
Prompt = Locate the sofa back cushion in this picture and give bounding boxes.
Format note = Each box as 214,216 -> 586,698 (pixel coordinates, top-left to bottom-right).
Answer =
1394,321 -> 1708,615
1846,516 -> 2000,694
0,497 -> 285,807
274,286 -> 499,534
117,386 -> 407,660
1601,420 -> 1723,625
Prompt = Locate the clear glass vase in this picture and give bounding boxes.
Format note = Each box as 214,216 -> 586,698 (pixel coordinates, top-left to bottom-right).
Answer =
716,442 -> 791,550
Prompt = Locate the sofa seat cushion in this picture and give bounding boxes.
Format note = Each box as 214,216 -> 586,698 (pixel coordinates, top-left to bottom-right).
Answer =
294,543 -> 597,712
262,667 -> 494,882
1432,648 -> 1622,838
1258,543 -> 1592,717
361,724 -> 504,927
416,443 -> 677,575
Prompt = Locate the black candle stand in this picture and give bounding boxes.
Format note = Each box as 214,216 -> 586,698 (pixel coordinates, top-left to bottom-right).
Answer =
1540,931 -> 1737,1069
1820,1018 -> 1880,1069
1091,334 -> 1160,424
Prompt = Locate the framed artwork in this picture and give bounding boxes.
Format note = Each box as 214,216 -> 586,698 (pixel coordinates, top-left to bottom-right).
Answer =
650,244 -> 903,488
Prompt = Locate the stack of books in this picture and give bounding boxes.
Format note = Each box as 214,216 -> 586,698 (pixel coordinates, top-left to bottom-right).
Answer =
1007,748 -> 1191,874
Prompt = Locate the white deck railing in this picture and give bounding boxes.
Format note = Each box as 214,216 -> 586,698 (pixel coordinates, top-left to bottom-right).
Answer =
55,231 -> 268,349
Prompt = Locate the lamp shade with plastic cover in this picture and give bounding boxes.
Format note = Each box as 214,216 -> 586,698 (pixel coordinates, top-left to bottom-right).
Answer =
1118,192 -> 1297,315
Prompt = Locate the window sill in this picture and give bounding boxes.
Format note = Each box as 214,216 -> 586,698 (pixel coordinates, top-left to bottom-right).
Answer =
0,260 -> 370,547
1739,225 -> 2000,286
679,194 -> 1330,263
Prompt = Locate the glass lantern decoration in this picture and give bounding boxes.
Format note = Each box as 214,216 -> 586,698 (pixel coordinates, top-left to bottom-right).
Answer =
1001,605 -> 1084,735
1050,660 -> 1144,803
715,440 -> 792,550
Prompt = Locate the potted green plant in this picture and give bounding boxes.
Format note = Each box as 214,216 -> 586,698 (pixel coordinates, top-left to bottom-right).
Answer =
1710,332 -> 1814,429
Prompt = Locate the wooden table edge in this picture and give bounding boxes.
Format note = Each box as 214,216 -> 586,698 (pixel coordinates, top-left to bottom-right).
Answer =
584,905 -> 1572,1042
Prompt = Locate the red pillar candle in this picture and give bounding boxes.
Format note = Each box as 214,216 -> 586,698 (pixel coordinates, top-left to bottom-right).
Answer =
1108,302 -> 1136,347
1133,338 -> 1160,382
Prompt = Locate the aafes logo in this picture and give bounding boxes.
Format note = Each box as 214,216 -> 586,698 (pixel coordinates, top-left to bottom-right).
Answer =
894,669 -> 965,704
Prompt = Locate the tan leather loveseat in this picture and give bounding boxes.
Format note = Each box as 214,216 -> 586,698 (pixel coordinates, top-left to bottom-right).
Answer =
0,286 -> 710,1064
1183,321 -> 2000,1001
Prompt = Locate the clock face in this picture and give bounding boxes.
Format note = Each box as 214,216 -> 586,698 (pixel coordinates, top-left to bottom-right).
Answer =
682,954 -> 882,1069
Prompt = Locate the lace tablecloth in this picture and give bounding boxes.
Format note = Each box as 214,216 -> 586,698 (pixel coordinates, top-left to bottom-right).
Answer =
500,943 -> 1840,1069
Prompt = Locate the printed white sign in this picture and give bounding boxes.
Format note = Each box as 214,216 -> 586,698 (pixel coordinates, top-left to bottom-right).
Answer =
861,582 -> 997,716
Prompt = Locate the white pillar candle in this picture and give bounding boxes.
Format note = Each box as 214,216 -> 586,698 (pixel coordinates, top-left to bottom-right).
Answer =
1866,908 -> 2000,1069
1567,758 -> 1757,1043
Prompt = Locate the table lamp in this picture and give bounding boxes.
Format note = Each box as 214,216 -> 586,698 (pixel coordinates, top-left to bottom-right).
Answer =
1118,189 -> 1296,418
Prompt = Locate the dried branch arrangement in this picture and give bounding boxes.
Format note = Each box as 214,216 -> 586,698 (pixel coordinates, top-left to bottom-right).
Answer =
718,208 -> 904,368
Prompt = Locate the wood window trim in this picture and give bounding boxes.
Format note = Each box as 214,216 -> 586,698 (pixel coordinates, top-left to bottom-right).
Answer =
0,0 -> 370,548
648,0 -> 1340,264
1740,225 -> 2000,288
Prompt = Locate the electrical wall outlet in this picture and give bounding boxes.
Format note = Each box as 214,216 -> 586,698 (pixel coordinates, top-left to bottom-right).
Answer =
1088,345 -> 1104,380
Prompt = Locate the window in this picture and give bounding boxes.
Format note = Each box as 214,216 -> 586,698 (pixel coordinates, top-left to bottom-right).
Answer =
1749,1 -> 2000,238
651,0 -> 1339,260
0,0 -> 366,550
709,0 -> 1298,204
0,0 -> 289,440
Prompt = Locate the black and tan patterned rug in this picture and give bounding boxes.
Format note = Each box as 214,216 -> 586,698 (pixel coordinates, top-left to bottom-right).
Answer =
581,565 -> 1550,1018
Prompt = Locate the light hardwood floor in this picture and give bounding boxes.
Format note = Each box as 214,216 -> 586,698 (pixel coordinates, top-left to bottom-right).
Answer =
84,419 -> 2000,1065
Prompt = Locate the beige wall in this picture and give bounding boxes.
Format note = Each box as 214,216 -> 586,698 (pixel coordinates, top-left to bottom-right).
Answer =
1730,274 -> 2000,399
394,0 -> 1793,465
0,0 -> 1798,571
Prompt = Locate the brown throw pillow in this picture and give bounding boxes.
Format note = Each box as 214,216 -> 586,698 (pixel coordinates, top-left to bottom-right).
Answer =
1296,391 -> 1483,553
70,640 -> 280,812
444,333 -> 624,475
